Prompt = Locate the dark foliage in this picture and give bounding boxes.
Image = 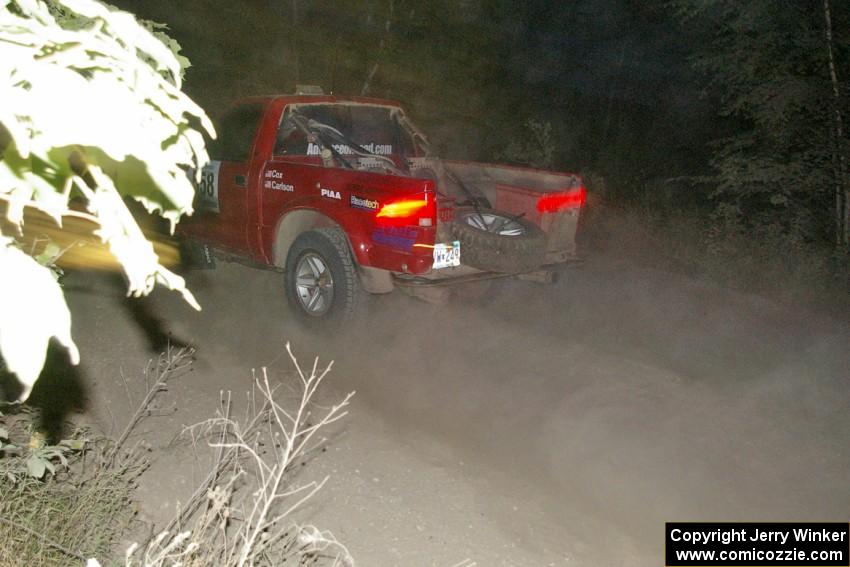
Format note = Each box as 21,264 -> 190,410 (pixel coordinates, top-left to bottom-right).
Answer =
672,0 -> 850,247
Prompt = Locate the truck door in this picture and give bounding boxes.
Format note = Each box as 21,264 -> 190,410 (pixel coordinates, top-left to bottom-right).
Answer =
197,102 -> 265,252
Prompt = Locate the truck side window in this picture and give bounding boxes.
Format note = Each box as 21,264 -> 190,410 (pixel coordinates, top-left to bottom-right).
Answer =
209,103 -> 265,162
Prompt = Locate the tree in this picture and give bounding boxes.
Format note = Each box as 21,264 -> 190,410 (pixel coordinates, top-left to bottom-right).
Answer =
0,0 -> 213,400
822,0 -> 850,247
672,0 -> 850,248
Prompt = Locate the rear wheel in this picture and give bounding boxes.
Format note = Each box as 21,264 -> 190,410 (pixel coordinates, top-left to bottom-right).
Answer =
284,228 -> 360,327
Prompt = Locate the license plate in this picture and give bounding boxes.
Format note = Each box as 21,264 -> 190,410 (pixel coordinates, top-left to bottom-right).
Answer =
432,241 -> 461,269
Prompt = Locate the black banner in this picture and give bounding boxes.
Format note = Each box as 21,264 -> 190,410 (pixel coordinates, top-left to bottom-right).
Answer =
666,523 -> 850,566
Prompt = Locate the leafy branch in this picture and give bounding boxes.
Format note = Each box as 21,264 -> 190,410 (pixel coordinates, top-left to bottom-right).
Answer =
0,0 -> 214,399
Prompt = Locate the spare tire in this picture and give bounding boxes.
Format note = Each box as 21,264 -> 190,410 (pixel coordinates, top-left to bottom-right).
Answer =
451,207 -> 546,273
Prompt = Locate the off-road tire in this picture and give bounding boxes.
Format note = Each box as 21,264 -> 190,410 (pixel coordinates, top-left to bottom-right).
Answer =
284,228 -> 360,328
451,207 -> 546,273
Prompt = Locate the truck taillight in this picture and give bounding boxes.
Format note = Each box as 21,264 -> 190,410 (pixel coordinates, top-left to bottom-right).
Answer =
536,186 -> 586,213
377,199 -> 428,218
376,196 -> 435,227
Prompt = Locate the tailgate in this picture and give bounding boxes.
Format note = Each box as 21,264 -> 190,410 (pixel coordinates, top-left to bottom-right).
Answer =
444,161 -> 586,263
494,182 -> 585,262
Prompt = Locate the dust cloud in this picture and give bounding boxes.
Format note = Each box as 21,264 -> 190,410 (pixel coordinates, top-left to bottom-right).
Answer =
300,252 -> 850,562
49,233 -> 850,565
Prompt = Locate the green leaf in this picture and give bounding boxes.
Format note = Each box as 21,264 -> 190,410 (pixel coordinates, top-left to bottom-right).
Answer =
34,242 -> 62,265
25,454 -> 46,479
0,236 -> 79,401
59,438 -> 85,451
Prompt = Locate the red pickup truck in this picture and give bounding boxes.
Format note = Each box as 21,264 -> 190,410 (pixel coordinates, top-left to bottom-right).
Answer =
182,88 -> 585,326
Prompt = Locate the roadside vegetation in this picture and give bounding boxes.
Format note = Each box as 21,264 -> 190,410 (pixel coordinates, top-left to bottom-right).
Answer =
124,345 -> 353,567
0,0 -> 212,399
0,346 -> 353,566
0,407 -> 137,566
1,2 -> 350,565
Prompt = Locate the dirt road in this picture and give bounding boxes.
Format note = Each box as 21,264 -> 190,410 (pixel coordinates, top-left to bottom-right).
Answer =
59,254 -> 850,566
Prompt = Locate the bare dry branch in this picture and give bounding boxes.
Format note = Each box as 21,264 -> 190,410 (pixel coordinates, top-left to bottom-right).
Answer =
128,345 -> 354,567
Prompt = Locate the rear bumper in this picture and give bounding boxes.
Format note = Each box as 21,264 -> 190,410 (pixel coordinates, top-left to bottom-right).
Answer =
392,254 -> 585,287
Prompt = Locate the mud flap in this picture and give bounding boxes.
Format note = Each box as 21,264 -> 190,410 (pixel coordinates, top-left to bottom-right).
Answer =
180,240 -> 216,270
